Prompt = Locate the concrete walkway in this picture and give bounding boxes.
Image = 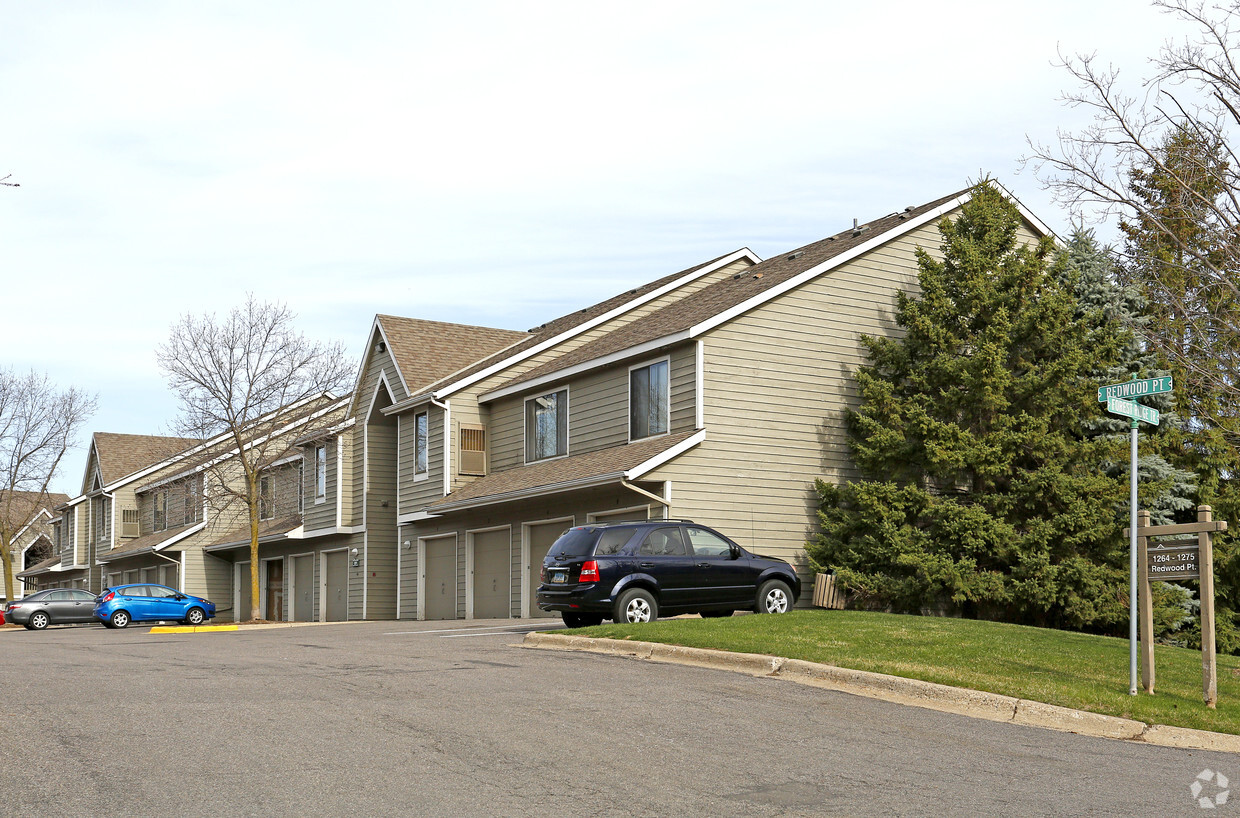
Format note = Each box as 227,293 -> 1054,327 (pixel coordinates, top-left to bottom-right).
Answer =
523,631 -> 1240,754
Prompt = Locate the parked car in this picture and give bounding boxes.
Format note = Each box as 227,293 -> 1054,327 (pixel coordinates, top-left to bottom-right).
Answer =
94,584 -> 216,629
537,519 -> 801,627
6,588 -> 100,629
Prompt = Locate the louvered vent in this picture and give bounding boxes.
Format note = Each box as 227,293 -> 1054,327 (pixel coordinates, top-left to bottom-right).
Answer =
460,425 -> 487,476
121,508 -> 140,538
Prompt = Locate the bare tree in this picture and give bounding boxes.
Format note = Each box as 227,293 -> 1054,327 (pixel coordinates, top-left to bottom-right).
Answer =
157,296 -> 353,621
1027,0 -> 1240,437
0,369 -> 96,601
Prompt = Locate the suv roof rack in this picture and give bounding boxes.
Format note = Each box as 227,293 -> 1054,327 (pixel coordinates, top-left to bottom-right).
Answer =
589,518 -> 697,526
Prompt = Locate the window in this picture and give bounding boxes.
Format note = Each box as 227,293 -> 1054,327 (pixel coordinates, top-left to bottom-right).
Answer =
94,496 -> 109,544
685,526 -> 732,557
525,389 -> 567,462
414,412 -> 429,476
297,461 -> 304,513
259,475 -> 274,521
630,360 -> 669,440
315,445 -> 327,503
594,529 -> 634,555
184,479 -> 200,524
153,491 -> 167,532
638,527 -> 687,556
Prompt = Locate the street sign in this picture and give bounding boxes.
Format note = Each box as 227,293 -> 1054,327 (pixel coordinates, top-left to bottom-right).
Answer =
1106,397 -> 1160,426
1147,539 -> 1199,581
1098,376 -> 1173,403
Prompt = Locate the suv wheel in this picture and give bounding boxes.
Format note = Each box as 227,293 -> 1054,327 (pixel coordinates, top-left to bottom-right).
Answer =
756,580 -> 792,614
614,588 -> 657,624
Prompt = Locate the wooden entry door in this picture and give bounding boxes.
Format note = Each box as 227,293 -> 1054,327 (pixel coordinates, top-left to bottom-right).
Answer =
292,554 -> 314,622
265,559 -> 284,621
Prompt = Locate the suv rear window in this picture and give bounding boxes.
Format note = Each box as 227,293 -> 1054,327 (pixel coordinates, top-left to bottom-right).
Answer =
549,528 -> 600,558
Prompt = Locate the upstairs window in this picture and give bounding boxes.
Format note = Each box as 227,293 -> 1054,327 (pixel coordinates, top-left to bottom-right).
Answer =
297,461 -> 304,513
184,478 -> 201,524
259,474 -> 275,521
525,389 -> 567,462
315,445 -> 327,503
630,359 -> 669,440
414,411 -> 429,476
153,491 -> 167,532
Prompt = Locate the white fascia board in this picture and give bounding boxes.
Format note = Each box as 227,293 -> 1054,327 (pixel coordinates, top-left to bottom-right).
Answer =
95,521 -> 208,561
301,524 -> 364,538
991,180 -> 1057,241
689,195 -> 970,338
478,331 -> 691,404
347,318 -> 410,417
11,508 -> 53,544
177,398 -> 346,478
382,393 -> 432,416
396,510 -> 438,525
625,430 -> 705,480
434,248 -> 761,401
285,524 -> 307,540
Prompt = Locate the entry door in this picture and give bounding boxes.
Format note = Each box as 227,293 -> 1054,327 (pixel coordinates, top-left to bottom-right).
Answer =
265,560 -> 284,621
238,562 -> 252,622
471,529 -> 509,619
423,537 -> 457,620
527,522 -> 571,618
324,550 -> 347,621
292,555 -> 314,622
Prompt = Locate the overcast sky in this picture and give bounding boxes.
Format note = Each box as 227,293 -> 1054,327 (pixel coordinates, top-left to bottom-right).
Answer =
1,1 -> 1196,496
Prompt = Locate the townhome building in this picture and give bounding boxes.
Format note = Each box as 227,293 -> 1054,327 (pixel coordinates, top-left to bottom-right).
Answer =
347,185 -> 1050,623
2,490 -> 70,599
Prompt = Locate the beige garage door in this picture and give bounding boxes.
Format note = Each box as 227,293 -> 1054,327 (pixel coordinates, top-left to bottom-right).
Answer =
471,529 -> 510,619
590,507 -> 651,524
527,521 -> 572,618
324,550 -> 348,622
424,536 -> 457,620
292,554 -> 314,622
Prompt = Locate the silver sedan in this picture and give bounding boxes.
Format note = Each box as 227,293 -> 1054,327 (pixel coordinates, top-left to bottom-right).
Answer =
5,589 -> 99,629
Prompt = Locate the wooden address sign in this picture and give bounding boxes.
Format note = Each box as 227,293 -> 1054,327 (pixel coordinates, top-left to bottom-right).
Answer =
1146,539 -> 1199,581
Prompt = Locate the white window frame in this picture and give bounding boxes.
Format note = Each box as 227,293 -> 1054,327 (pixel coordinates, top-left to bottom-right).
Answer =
413,410 -> 429,481
627,356 -> 671,442
523,386 -> 569,464
315,444 -> 327,504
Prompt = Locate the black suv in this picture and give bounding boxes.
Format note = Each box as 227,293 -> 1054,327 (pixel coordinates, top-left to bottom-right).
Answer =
536,519 -> 801,627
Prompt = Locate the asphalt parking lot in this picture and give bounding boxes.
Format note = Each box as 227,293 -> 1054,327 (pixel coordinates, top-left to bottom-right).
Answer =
1,619 -> 1233,816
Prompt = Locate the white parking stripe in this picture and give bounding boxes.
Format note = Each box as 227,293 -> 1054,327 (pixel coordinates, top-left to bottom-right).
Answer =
383,623 -> 563,636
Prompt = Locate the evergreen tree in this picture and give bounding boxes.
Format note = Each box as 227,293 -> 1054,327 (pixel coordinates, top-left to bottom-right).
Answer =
808,183 -> 1142,630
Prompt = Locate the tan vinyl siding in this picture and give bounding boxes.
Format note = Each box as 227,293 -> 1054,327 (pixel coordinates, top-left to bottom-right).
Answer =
360,419 -> 398,620
397,523 -> 416,617
355,343 -> 409,420
303,439 -> 337,532
643,217 -> 977,582
396,405 -> 444,514
668,343 -> 697,433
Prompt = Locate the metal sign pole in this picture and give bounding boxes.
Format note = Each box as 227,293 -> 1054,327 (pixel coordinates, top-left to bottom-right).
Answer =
1129,418 -> 1139,696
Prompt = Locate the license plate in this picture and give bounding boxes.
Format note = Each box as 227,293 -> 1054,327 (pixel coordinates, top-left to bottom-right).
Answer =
551,571 -> 567,584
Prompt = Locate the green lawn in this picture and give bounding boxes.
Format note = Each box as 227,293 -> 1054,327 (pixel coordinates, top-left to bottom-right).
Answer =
571,610 -> 1240,735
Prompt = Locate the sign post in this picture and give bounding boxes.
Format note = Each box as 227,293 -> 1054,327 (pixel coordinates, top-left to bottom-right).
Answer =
1100,375 -> 1169,696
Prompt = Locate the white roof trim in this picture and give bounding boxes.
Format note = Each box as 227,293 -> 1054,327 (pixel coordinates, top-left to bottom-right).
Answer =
347,318 -> 411,417
689,194 -> 969,338
396,510 -> 437,525
626,430 -> 705,479
478,330 -> 691,404
433,248 -> 761,401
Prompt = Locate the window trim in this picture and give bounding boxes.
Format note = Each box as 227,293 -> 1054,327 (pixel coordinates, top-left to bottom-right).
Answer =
627,356 -> 671,443
153,490 -> 167,533
523,386 -> 570,464
259,474 -> 275,522
314,444 -> 327,504
413,411 -> 429,481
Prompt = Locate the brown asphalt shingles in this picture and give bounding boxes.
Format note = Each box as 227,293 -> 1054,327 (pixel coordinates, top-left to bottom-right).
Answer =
93,433 -> 198,485
376,316 -> 530,397
99,522 -> 201,559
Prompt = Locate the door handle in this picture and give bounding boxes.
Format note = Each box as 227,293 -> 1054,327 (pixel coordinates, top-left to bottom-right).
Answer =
697,563 -> 710,568
640,562 -> 655,569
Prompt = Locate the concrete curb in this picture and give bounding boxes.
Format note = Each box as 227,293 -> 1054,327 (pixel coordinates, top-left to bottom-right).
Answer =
522,632 -> 1240,754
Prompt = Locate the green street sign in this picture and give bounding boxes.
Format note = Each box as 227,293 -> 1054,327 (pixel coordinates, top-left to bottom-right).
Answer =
1097,376 -> 1173,403
1107,397 -> 1160,426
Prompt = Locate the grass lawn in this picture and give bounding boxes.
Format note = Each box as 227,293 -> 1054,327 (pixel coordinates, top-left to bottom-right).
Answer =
571,609 -> 1240,735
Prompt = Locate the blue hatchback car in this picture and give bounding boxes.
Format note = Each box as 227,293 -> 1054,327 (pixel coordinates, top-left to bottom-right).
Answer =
94,583 -> 216,629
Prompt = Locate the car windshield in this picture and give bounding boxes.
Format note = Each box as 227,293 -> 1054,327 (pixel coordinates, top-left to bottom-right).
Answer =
549,528 -> 601,558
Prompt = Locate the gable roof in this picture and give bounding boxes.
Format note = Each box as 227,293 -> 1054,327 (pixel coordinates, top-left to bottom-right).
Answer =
92,432 -> 198,486
349,316 -> 530,415
0,491 -> 69,536
481,190 -> 975,400
414,249 -> 758,404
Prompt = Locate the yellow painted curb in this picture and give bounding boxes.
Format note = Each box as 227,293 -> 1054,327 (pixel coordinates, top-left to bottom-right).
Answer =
149,625 -> 239,634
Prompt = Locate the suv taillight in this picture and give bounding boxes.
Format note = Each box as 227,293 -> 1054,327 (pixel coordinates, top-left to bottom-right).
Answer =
579,560 -> 600,583
540,565 -> 547,582
101,592 -> 114,603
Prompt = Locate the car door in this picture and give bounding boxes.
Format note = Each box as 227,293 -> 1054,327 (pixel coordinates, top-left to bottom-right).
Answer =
636,527 -> 695,608
683,526 -> 754,606
43,590 -> 76,623
65,589 -> 98,623
146,585 -> 184,620
120,585 -> 153,620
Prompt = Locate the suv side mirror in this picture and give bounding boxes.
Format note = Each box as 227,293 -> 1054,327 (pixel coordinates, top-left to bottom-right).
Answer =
729,545 -> 741,559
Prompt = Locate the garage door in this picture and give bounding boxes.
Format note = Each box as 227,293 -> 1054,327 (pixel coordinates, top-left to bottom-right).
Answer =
292,554 -> 314,622
590,507 -> 651,524
424,536 -> 457,620
324,550 -> 348,622
527,521 -> 573,618
471,529 -> 510,619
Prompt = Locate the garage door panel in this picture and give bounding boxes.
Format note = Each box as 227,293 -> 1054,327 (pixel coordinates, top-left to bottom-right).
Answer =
424,537 -> 457,620
528,521 -> 572,618
471,530 -> 510,619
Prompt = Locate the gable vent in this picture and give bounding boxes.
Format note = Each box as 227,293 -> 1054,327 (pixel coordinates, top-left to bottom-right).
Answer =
460,424 -> 487,476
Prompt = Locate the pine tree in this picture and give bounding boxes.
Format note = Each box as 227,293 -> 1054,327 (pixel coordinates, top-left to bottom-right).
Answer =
808,183 -> 1136,630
